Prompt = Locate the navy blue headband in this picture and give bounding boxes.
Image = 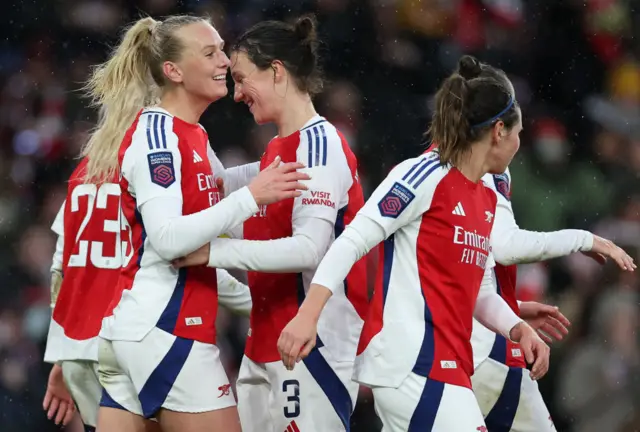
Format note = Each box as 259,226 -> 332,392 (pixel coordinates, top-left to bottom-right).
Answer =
471,96 -> 515,129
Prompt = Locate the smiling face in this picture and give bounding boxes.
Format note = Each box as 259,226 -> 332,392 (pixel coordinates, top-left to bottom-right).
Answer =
164,21 -> 230,103
230,50 -> 285,125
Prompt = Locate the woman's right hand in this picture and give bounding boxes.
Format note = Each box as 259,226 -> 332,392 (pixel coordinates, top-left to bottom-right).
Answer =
583,235 -> 636,271
248,156 -> 310,206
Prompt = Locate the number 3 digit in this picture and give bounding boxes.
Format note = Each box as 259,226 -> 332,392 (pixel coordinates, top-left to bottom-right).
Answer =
282,379 -> 300,418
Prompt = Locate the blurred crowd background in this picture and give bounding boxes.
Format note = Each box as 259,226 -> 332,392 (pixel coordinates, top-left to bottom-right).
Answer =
1,0 -> 640,431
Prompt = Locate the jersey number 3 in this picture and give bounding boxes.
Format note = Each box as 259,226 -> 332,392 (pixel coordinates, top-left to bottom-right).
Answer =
282,379 -> 300,418
68,183 -> 133,269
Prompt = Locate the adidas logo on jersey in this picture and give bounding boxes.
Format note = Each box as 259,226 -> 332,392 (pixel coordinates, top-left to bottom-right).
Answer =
452,202 -> 466,216
193,150 -> 203,163
284,420 -> 300,432
185,317 -> 202,326
440,360 -> 457,369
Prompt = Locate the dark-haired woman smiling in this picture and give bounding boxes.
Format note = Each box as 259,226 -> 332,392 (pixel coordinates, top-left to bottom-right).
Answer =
173,15 -> 369,432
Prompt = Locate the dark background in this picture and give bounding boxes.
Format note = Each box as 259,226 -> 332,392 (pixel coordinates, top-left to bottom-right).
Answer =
2,1 -> 640,431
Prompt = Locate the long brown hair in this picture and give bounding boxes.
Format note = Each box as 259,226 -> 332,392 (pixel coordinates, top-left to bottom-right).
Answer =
428,55 -> 519,166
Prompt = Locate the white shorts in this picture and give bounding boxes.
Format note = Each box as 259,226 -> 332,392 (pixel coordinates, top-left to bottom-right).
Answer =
372,372 -> 486,431
236,345 -> 359,432
97,327 -> 236,418
472,357 -> 556,431
61,360 -> 102,427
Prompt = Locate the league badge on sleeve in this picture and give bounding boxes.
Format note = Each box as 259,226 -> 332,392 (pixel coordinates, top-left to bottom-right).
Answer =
378,182 -> 416,218
493,173 -> 511,200
147,151 -> 176,188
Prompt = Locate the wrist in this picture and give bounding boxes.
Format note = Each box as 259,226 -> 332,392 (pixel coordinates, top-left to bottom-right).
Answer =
509,321 -> 528,342
298,284 -> 332,323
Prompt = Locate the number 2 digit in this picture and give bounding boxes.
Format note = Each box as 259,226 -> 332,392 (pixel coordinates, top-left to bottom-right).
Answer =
282,379 -> 300,418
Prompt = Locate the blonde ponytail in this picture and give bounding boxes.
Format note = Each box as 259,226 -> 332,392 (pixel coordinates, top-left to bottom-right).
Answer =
81,17 -> 159,183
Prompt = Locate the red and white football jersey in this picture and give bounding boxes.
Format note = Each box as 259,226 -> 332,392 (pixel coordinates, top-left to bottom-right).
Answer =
243,116 -> 368,363
44,158 -> 127,363
101,108 -> 222,345
353,150 -> 497,389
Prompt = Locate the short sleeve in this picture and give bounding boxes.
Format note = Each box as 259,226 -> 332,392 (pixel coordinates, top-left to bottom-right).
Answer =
121,113 -> 183,208
51,201 -> 65,236
292,125 -> 351,224
358,153 -> 447,238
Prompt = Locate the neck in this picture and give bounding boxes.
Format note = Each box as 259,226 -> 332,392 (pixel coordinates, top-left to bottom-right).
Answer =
456,142 -> 491,183
159,89 -> 211,124
276,93 -> 317,138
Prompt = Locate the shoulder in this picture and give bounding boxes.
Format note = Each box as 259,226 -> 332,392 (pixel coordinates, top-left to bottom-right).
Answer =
482,168 -> 511,201
125,109 -> 178,155
388,151 -> 449,191
297,118 -> 347,168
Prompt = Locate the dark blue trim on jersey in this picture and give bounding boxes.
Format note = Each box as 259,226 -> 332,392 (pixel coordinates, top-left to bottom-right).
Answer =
408,379 -> 444,431
99,388 -> 127,411
313,127 -> 321,166
414,163 -> 443,188
159,115 -> 167,148
85,426 -> 96,432
153,115 -> 161,149
401,157 -> 442,189
146,115 -> 153,150
306,125 -> 328,168
301,119 -> 327,131
382,235 -> 394,306
306,129 -> 313,168
134,209 -> 146,268
320,124 -> 328,166
138,336 -> 194,418
156,268 -> 188,333
303,336 -> 353,431
296,272 -> 353,429
412,283 -> 436,377
489,335 -> 508,364
484,367 -> 522,431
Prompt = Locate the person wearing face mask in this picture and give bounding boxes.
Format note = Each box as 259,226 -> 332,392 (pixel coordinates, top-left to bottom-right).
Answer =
77,15 -> 309,432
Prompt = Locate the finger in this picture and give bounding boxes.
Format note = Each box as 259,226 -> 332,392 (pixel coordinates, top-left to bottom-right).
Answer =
276,161 -> 306,173
279,181 -> 309,191
172,258 -> 186,268
55,401 -> 67,425
537,329 -> 554,344
540,322 -> 565,341
548,308 -> 571,328
47,397 -> 60,420
265,156 -> 282,170
531,344 -> 549,380
522,339 -> 534,364
43,390 -> 51,410
298,338 -> 316,361
279,335 -> 295,367
63,403 -> 76,425
287,341 -> 304,370
281,171 -> 311,182
546,316 -> 570,335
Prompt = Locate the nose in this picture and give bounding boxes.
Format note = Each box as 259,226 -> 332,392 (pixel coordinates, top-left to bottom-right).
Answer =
219,51 -> 231,68
233,84 -> 243,103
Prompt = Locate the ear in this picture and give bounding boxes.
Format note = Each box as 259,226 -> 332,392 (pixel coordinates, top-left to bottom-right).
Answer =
163,61 -> 184,84
271,60 -> 287,84
492,120 -> 505,145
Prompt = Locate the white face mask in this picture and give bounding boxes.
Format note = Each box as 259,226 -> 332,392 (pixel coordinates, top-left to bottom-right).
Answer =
534,137 -> 569,164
